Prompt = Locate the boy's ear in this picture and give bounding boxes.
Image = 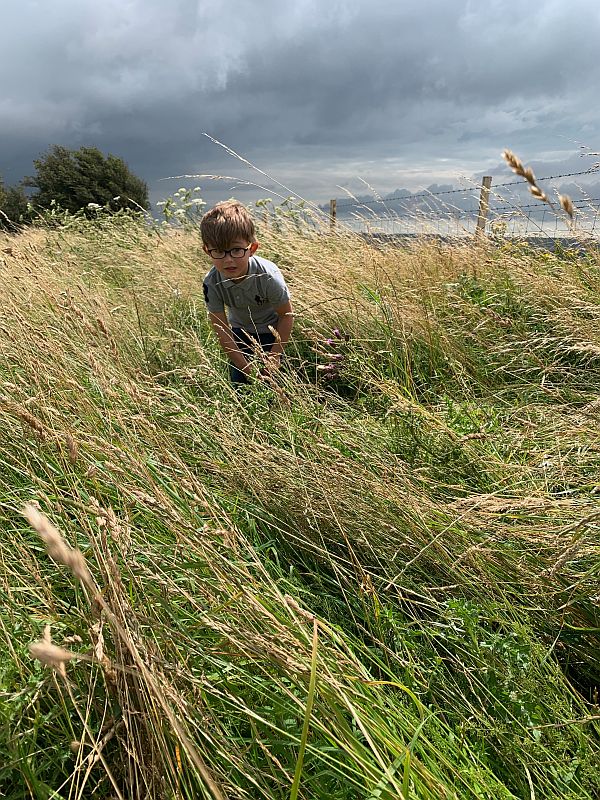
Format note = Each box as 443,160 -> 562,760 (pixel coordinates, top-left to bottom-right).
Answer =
250,242 -> 259,254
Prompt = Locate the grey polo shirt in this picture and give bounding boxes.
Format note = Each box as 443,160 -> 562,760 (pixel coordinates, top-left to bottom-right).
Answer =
203,256 -> 290,333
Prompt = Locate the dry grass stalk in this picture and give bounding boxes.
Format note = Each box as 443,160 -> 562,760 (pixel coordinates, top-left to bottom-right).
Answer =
23,503 -> 93,586
503,150 -> 536,184
65,431 -> 78,463
502,149 -> 574,220
503,150 -> 550,203
543,509 -> 600,576
545,538 -> 587,577
17,409 -> 46,436
0,399 -> 47,438
284,594 -> 316,623
268,324 -> 282,343
559,194 -> 575,219
529,185 -> 549,203
29,625 -> 76,678
29,641 -> 76,677
71,720 -> 124,771
455,541 -> 494,565
24,502 -> 225,799
95,316 -> 110,337
92,498 -> 132,554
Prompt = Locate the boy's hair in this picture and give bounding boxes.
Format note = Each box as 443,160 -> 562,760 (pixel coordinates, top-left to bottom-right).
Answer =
200,200 -> 257,250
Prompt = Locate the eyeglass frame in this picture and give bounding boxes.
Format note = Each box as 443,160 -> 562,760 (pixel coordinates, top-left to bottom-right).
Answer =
207,246 -> 253,259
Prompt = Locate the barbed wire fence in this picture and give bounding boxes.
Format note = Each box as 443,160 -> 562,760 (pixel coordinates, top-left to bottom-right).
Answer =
325,169 -> 600,242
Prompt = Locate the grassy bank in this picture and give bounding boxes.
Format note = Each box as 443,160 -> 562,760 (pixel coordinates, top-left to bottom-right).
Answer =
0,211 -> 599,799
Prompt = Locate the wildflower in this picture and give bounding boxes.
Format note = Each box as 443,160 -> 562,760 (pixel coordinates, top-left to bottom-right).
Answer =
332,329 -> 342,339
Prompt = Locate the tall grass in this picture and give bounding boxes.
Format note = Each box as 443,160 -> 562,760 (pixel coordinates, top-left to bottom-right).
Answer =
0,208 -> 599,799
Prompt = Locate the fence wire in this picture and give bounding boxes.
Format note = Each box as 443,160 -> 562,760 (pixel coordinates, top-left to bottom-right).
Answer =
331,170 -> 600,241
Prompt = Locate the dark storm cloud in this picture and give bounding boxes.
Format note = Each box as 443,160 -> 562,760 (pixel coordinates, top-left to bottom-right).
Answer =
1,0 -> 599,205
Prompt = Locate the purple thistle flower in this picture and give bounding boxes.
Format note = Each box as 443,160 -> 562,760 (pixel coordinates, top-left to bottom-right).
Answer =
332,328 -> 342,339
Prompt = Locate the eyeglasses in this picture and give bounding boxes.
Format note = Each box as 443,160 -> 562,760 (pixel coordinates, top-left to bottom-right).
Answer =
208,246 -> 252,259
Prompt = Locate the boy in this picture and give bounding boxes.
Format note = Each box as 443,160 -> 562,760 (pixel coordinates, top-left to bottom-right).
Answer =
200,200 -> 294,385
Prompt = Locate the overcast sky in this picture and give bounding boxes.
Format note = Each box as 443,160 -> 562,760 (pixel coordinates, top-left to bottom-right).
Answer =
2,0 -> 600,214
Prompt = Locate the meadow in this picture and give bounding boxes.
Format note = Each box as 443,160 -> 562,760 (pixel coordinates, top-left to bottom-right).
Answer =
0,204 -> 599,799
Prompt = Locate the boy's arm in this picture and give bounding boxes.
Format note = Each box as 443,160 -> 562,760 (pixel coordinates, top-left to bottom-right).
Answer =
208,311 -> 252,375
269,299 -> 294,359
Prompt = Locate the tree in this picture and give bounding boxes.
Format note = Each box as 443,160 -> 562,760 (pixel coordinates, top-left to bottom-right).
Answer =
0,177 -> 29,231
26,145 -> 149,214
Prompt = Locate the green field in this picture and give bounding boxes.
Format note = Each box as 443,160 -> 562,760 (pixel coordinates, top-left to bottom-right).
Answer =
0,209 -> 599,799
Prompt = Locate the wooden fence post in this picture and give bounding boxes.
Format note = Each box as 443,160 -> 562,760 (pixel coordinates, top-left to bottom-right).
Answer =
475,176 -> 493,237
329,199 -> 337,231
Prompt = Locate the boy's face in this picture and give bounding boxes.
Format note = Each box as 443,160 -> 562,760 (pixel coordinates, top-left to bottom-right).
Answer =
203,240 -> 259,281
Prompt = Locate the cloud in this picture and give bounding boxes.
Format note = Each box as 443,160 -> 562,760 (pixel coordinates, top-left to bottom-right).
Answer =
1,0 -> 599,204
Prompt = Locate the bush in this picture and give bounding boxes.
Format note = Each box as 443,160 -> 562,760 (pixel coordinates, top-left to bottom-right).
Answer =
25,145 -> 149,214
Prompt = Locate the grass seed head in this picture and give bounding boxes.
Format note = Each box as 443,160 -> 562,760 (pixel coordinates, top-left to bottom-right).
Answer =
66,432 -> 78,464
267,324 -> 282,343
503,149 -> 526,177
29,627 -> 76,678
23,503 -> 92,586
529,185 -> 549,203
559,194 -> 575,218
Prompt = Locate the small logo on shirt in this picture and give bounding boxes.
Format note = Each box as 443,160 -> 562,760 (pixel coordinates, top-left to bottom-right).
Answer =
254,295 -> 266,305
